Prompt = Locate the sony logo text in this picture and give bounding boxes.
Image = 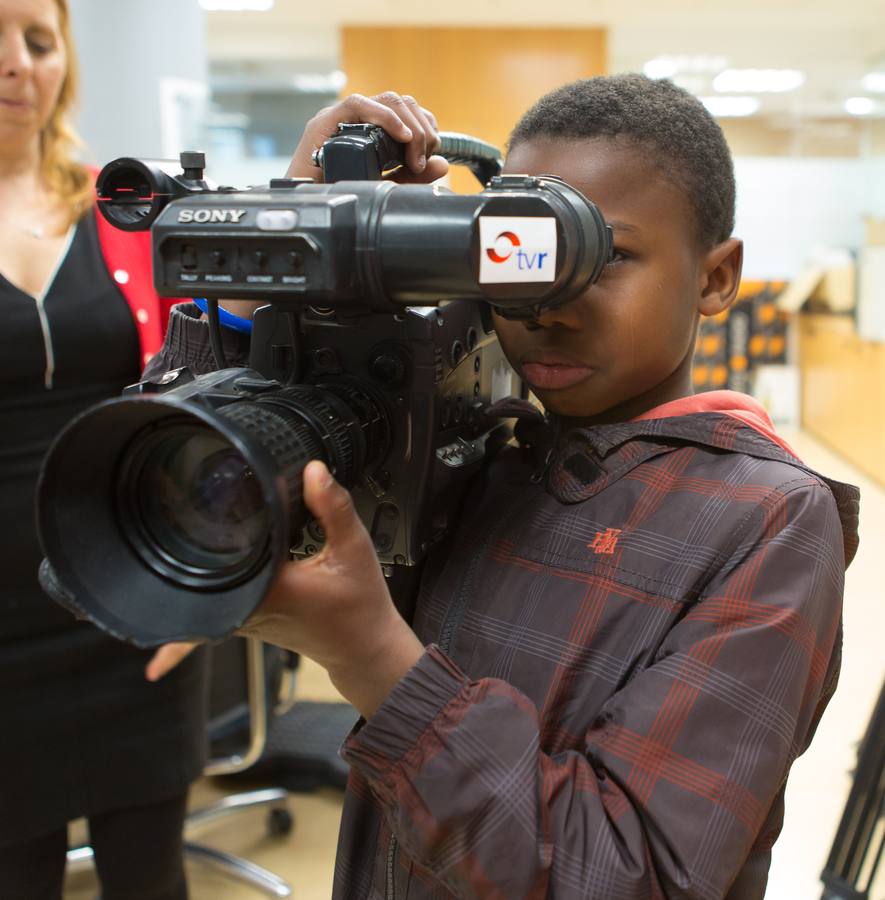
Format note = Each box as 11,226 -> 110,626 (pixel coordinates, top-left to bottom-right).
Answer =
177,209 -> 247,224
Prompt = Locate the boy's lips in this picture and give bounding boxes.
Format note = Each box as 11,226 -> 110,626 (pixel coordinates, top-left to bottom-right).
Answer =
520,353 -> 593,390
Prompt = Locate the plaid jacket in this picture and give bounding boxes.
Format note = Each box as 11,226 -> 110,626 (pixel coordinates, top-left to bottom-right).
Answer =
336,403 -> 859,900
148,310 -> 859,899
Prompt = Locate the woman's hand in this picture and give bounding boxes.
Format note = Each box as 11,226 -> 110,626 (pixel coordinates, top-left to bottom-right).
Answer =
237,460 -> 424,718
145,642 -> 198,682
287,91 -> 449,185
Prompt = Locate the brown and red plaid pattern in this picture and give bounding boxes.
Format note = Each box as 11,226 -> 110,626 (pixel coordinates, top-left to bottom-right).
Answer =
149,311 -> 860,899
338,413 -> 859,900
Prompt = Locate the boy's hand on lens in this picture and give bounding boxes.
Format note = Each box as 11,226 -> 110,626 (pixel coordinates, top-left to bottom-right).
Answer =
287,91 -> 449,185
145,642 -> 198,682
237,460 -> 424,718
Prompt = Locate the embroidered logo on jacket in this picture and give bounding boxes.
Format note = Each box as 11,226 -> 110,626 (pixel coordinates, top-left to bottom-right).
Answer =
589,528 -> 622,554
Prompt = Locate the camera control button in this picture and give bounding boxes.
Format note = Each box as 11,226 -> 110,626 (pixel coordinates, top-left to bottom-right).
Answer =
256,209 -> 299,231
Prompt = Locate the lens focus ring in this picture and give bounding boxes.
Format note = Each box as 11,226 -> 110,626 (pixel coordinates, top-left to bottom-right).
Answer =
219,401 -> 323,525
257,387 -> 362,486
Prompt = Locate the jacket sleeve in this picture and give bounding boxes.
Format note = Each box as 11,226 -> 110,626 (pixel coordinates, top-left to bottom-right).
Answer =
340,480 -> 846,899
141,303 -> 251,380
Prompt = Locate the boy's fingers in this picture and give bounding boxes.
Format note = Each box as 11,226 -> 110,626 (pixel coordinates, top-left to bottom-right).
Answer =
287,93 -> 415,181
287,91 -> 441,183
402,96 -> 441,157
390,155 -> 449,184
301,460 -> 366,552
345,93 -> 414,143
368,91 -> 427,173
145,642 -> 197,682
420,105 -> 440,133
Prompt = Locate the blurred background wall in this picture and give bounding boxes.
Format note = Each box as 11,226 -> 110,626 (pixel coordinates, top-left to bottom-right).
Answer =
69,0 -> 208,160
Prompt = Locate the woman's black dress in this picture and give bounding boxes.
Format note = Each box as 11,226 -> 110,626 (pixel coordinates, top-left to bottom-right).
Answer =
0,212 -> 206,845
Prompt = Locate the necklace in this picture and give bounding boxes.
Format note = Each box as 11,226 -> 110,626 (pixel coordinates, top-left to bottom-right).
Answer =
0,202 -> 54,238
0,216 -> 47,239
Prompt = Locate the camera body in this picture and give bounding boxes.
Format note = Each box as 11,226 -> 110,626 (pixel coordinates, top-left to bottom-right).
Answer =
37,129 -> 612,645
138,298 -> 516,572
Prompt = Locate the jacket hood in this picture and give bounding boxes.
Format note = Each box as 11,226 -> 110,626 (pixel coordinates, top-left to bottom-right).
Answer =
631,390 -> 799,457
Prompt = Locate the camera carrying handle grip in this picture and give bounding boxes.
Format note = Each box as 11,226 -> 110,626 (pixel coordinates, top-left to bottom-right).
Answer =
319,125 -> 504,186
437,132 -> 504,186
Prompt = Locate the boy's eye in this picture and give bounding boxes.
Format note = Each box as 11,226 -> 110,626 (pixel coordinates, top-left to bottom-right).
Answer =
607,249 -> 630,266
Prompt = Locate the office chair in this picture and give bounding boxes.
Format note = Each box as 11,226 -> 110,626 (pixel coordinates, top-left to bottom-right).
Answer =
67,637 -> 294,898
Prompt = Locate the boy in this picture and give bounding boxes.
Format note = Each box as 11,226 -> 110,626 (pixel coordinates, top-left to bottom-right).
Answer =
152,75 -> 859,899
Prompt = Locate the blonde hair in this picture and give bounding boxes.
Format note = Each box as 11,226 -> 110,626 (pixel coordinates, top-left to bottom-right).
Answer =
42,0 -> 93,228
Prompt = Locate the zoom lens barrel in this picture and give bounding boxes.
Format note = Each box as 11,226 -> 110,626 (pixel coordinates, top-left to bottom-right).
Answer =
37,376 -> 388,646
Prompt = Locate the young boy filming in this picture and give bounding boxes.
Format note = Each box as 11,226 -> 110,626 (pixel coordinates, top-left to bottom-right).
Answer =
153,75 -> 859,899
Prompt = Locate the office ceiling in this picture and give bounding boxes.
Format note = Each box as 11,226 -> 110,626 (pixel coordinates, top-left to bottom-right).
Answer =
204,0 -> 885,119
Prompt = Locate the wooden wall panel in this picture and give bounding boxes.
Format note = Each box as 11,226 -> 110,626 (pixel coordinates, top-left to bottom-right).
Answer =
341,27 -> 607,193
799,314 -> 885,485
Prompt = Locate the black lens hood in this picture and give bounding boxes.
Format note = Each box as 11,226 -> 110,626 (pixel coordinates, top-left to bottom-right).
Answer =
36,394 -> 292,647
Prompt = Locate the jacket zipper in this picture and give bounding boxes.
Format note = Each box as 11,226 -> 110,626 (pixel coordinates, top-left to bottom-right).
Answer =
386,836 -> 397,900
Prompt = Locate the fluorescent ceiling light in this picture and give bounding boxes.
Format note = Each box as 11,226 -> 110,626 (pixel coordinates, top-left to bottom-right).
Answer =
643,55 -> 728,80
672,74 -> 708,95
862,73 -> 885,93
700,96 -> 761,117
845,96 -> 874,115
644,58 -> 678,79
713,68 -> 805,93
199,0 -> 274,10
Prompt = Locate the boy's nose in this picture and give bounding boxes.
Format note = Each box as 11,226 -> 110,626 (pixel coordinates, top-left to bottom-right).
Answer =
522,296 -> 584,331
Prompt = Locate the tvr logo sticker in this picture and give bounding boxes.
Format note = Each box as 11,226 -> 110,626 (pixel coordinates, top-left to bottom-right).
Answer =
479,217 -> 557,284
485,230 -> 551,272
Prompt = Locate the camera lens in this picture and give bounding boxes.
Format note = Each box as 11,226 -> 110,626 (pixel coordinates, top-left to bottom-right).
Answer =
36,376 -> 392,644
120,424 -> 271,586
140,431 -> 266,562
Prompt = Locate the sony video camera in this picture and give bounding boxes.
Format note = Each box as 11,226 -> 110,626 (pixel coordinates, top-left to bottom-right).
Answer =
36,125 -> 612,647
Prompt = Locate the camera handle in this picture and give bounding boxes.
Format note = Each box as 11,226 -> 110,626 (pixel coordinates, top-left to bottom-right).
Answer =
437,131 -> 504,186
315,124 -> 503,186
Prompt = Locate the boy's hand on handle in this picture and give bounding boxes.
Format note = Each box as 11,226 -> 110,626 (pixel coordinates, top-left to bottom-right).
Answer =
286,91 -> 449,185
237,460 -> 425,718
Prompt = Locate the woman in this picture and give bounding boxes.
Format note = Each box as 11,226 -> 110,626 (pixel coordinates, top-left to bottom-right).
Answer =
0,1 -> 206,897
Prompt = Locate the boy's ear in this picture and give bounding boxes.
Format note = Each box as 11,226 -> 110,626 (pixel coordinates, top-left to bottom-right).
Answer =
698,238 -> 743,317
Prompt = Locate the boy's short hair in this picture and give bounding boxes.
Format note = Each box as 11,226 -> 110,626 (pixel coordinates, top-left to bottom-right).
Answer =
508,73 -> 736,249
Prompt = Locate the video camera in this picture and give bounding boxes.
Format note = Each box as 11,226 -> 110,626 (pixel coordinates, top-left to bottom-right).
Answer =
36,126 -> 612,647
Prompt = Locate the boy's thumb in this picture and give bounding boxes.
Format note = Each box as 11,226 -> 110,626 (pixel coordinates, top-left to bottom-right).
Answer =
301,460 -> 360,548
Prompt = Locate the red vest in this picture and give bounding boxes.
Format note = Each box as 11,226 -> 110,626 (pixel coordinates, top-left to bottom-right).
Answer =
89,166 -> 183,367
